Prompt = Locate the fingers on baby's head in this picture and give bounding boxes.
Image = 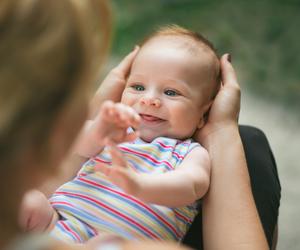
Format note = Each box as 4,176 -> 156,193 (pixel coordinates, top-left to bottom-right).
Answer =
220,53 -> 238,88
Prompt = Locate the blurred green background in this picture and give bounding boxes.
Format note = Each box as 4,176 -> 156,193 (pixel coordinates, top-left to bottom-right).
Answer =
110,0 -> 300,116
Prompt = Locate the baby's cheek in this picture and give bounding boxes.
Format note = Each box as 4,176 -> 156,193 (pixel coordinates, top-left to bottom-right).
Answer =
180,113 -> 200,135
120,91 -> 133,106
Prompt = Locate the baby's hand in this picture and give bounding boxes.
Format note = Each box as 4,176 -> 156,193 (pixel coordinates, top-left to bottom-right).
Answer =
74,101 -> 140,158
96,101 -> 141,144
95,141 -> 140,196
19,190 -> 56,232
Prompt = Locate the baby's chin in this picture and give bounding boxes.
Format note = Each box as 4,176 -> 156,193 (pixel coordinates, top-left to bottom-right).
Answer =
139,130 -> 193,143
139,133 -> 158,143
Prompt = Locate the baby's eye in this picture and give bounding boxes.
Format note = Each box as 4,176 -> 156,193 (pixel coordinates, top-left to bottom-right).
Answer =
131,84 -> 145,91
164,89 -> 178,96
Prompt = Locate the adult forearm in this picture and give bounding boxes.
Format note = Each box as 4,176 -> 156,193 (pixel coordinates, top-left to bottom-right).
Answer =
89,47 -> 140,119
202,125 -> 268,250
89,78 -> 125,119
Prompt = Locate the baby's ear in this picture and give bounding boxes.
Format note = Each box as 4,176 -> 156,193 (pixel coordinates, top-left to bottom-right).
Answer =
197,101 -> 213,129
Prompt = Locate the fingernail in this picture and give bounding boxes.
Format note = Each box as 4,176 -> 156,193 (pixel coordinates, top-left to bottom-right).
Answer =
227,53 -> 232,62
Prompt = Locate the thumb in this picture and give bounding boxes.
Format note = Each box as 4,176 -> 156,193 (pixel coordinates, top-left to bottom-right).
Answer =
220,53 -> 239,89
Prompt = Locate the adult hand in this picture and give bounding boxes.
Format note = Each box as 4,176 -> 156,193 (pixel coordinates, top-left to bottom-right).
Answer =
194,54 -> 241,146
89,46 -> 139,118
199,54 -> 269,250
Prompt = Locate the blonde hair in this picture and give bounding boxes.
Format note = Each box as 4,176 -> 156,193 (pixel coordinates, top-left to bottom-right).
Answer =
0,0 -> 111,165
142,24 -> 221,99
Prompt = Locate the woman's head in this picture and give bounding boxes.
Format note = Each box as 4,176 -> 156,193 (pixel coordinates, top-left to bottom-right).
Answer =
0,0 -> 110,240
0,0 -> 110,177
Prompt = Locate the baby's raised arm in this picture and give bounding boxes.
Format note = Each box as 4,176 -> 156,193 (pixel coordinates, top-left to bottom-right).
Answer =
136,146 -> 210,207
97,144 -> 210,207
40,101 -> 140,197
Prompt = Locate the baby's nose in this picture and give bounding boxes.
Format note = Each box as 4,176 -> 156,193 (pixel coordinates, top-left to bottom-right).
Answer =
140,96 -> 161,107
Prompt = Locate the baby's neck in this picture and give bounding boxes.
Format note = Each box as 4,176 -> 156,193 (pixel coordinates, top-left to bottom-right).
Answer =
139,135 -> 191,143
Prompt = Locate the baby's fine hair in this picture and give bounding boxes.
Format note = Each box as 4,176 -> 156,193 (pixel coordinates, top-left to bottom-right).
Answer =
142,24 -> 221,99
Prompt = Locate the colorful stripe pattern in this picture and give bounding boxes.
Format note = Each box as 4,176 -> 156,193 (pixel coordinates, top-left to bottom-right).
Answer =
50,137 -> 200,243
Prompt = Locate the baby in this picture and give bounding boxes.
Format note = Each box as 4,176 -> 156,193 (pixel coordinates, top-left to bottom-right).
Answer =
21,25 -> 220,243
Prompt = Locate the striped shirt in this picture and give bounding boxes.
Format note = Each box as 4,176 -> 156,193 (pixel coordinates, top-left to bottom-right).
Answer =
50,136 -> 200,243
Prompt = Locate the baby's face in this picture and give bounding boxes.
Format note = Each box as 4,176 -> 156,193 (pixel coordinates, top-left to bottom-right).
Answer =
121,37 -> 214,142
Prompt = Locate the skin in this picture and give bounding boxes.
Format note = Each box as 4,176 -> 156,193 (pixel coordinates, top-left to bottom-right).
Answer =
197,54 -> 269,250
121,37 -> 214,142
19,49 -> 142,233
94,37 -> 216,206
21,38 -> 214,232
39,47 -> 141,197
89,53 -> 270,250
18,49 -> 269,250
1,66 -> 91,246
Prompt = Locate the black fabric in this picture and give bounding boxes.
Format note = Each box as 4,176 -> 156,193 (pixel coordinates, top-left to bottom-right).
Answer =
182,125 -> 281,250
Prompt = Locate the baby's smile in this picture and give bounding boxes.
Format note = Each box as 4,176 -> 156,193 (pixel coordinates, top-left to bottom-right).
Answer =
139,113 -> 165,125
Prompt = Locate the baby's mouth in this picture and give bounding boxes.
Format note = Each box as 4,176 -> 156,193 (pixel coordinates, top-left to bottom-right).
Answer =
139,114 -> 165,123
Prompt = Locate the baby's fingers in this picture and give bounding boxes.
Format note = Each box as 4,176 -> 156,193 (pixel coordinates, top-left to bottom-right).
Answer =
107,141 -> 127,168
98,100 -> 115,120
115,103 -> 141,127
94,163 -> 111,176
111,103 -> 141,128
220,54 -> 239,90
